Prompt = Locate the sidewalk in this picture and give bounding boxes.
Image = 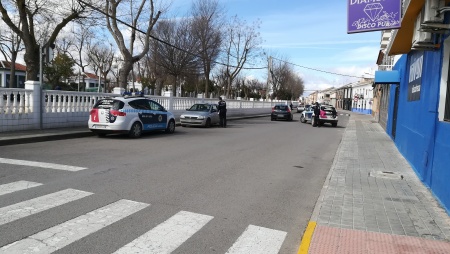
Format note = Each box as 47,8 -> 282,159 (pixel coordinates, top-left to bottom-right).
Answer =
301,113 -> 450,254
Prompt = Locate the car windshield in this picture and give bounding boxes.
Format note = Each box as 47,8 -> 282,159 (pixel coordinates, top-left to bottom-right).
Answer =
189,104 -> 210,112
93,99 -> 124,110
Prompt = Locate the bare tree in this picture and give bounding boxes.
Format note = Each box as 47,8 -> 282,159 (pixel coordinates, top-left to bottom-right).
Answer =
222,16 -> 262,98
86,42 -> 115,92
190,0 -> 223,98
153,19 -> 200,96
0,19 -> 24,88
269,58 -> 304,100
0,0 -> 93,80
104,0 -> 162,89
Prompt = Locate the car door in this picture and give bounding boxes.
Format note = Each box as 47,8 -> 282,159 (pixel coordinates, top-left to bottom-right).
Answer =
148,100 -> 168,130
210,104 -> 220,124
128,99 -> 154,130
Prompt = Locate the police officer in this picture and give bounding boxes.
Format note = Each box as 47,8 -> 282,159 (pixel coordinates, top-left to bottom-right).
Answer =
218,97 -> 227,128
313,102 -> 320,127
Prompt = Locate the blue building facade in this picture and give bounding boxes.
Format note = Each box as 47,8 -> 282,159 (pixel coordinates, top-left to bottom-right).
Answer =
386,35 -> 450,214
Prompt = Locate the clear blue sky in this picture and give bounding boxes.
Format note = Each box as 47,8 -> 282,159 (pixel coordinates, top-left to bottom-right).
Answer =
170,0 -> 381,95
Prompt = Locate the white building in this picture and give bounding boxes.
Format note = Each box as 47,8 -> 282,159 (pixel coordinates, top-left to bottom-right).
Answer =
0,61 -> 26,88
351,78 -> 374,114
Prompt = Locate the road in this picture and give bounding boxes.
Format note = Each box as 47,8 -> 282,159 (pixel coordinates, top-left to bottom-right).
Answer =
0,114 -> 349,254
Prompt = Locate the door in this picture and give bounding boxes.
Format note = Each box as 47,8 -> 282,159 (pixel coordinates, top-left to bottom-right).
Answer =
391,85 -> 400,139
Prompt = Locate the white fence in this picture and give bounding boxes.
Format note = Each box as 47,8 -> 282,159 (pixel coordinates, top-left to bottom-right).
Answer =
1,81 -> 285,132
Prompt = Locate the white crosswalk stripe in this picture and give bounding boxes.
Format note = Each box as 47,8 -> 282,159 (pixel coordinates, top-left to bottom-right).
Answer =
225,225 -> 287,254
0,199 -> 149,254
0,188 -> 92,226
0,158 -> 87,171
113,210 -> 213,254
0,181 -> 42,196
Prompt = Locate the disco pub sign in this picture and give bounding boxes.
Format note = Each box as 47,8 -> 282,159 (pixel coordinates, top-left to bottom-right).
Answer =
347,0 -> 401,34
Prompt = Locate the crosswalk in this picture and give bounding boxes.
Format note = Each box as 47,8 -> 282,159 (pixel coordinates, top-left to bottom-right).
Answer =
0,181 -> 288,253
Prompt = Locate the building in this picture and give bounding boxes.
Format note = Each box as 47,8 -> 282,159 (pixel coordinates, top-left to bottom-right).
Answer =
380,0 -> 450,213
351,78 -> 374,114
0,61 -> 26,88
70,72 -> 105,92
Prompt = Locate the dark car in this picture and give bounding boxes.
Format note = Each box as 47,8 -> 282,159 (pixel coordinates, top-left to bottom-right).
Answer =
271,104 -> 293,121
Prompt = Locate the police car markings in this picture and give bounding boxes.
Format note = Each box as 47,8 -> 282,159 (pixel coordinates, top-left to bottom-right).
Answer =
0,181 -> 42,196
113,211 -> 213,254
0,189 -> 93,226
0,200 -> 149,254
0,157 -> 87,171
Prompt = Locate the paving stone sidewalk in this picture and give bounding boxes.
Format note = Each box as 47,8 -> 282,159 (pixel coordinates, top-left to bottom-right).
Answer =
307,113 -> 450,253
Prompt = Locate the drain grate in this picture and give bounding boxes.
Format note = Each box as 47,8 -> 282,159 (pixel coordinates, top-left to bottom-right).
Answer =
369,171 -> 404,180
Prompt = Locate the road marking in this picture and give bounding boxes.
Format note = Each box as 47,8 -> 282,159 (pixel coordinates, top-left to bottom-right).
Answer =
0,181 -> 42,196
0,189 -> 92,226
0,158 -> 87,171
225,225 -> 287,254
0,199 -> 149,254
297,221 -> 316,254
113,211 -> 213,254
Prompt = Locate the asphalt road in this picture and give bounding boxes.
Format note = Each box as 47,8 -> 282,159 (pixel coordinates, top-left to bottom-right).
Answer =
0,113 -> 349,254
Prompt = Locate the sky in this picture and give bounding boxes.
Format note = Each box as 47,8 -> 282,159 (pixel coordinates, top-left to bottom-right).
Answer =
170,0 -> 381,96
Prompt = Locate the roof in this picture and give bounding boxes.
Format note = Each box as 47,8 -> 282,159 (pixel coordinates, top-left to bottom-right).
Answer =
0,61 -> 26,72
84,72 -> 99,79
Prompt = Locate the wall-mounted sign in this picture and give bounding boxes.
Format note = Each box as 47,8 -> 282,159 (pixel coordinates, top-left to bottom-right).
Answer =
408,51 -> 423,101
347,0 -> 401,34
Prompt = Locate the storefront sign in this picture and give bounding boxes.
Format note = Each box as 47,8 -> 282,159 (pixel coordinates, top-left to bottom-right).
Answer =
347,0 -> 401,34
408,51 -> 423,101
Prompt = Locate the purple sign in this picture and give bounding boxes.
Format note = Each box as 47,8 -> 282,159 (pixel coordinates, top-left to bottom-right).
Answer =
347,0 -> 401,34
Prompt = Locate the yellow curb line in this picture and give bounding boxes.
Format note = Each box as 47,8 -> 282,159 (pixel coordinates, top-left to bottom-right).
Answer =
297,221 -> 317,254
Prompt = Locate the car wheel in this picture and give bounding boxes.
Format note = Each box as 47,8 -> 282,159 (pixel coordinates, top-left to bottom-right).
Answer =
300,115 -> 305,123
205,118 -> 211,128
129,122 -> 142,138
165,119 -> 175,133
332,122 -> 337,127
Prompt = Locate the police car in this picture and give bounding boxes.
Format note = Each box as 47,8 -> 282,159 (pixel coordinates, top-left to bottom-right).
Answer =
88,95 -> 176,138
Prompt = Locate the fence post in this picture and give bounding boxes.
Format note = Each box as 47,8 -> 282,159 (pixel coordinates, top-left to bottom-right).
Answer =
25,81 -> 41,129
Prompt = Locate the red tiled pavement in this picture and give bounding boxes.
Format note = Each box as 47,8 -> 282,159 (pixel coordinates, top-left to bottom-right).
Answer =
309,225 -> 450,254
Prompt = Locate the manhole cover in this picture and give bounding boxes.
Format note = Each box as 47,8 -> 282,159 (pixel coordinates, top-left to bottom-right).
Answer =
369,171 -> 404,180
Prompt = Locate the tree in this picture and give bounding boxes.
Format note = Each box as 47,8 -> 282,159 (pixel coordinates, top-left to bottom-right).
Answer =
222,16 -> 262,98
0,19 -> 24,88
190,0 -> 223,98
0,0 -> 92,81
269,57 -> 304,100
44,53 -> 75,89
86,42 -> 115,92
104,0 -> 162,89
153,19 -> 200,96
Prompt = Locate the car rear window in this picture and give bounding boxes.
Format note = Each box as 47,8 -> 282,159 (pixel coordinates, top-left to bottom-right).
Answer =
274,105 -> 288,110
93,99 -> 124,110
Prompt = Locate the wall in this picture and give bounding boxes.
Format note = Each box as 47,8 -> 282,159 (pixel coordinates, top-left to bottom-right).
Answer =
389,46 -> 450,213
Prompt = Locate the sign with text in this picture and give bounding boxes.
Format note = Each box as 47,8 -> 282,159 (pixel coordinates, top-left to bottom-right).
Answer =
408,51 -> 423,101
347,0 -> 401,34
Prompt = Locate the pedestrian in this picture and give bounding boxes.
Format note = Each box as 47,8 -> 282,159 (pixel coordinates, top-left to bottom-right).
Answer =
218,97 -> 227,128
313,102 -> 320,127
290,102 -> 293,110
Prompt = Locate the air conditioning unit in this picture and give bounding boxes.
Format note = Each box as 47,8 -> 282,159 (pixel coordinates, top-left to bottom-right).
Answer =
412,12 -> 434,48
422,0 -> 445,23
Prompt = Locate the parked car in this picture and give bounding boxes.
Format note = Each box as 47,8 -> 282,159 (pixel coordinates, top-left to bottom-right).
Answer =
271,104 -> 293,121
311,105 -> 338,127
291,101 -> 299,110
299,104 -> 314,123
297,103 -> 306,113
180,103 -> 220,127
88,95 -> 176,138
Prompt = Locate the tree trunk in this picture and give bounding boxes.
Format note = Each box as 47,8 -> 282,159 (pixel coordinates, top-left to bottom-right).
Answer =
8,53 -> 18,88
23,46 -> 40,81
119,61 -> 133,90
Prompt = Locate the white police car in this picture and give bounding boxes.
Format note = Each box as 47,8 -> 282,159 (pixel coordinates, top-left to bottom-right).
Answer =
88,96 -> 176,138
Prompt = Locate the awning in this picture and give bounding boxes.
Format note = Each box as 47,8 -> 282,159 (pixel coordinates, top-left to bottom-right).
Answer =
374,70 -> 400,84
387,0 -> 425,56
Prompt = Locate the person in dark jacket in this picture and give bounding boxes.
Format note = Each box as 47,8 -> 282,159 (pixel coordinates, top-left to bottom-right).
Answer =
218,97 -> 227,127
313,102 -> 320,127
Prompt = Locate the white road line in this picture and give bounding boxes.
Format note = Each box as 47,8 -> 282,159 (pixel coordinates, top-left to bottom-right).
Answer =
113,211 -> 213,254
225,225 -> 287,254
0,199 -> 149,254
0,181 -> 42,196
0,189 -> 92,226
0,158 -> 87,171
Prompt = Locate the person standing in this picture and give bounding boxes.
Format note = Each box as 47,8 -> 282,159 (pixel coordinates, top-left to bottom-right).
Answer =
218,97 -> 227,128
313,102 -> 320,127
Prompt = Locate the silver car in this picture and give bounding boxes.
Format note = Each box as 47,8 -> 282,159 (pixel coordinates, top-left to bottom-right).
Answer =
180,103 -> 220,127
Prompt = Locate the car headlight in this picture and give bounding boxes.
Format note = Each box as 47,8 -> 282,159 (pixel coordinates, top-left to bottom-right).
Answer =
197,115 -> 205,120
180,115 -> 185,119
